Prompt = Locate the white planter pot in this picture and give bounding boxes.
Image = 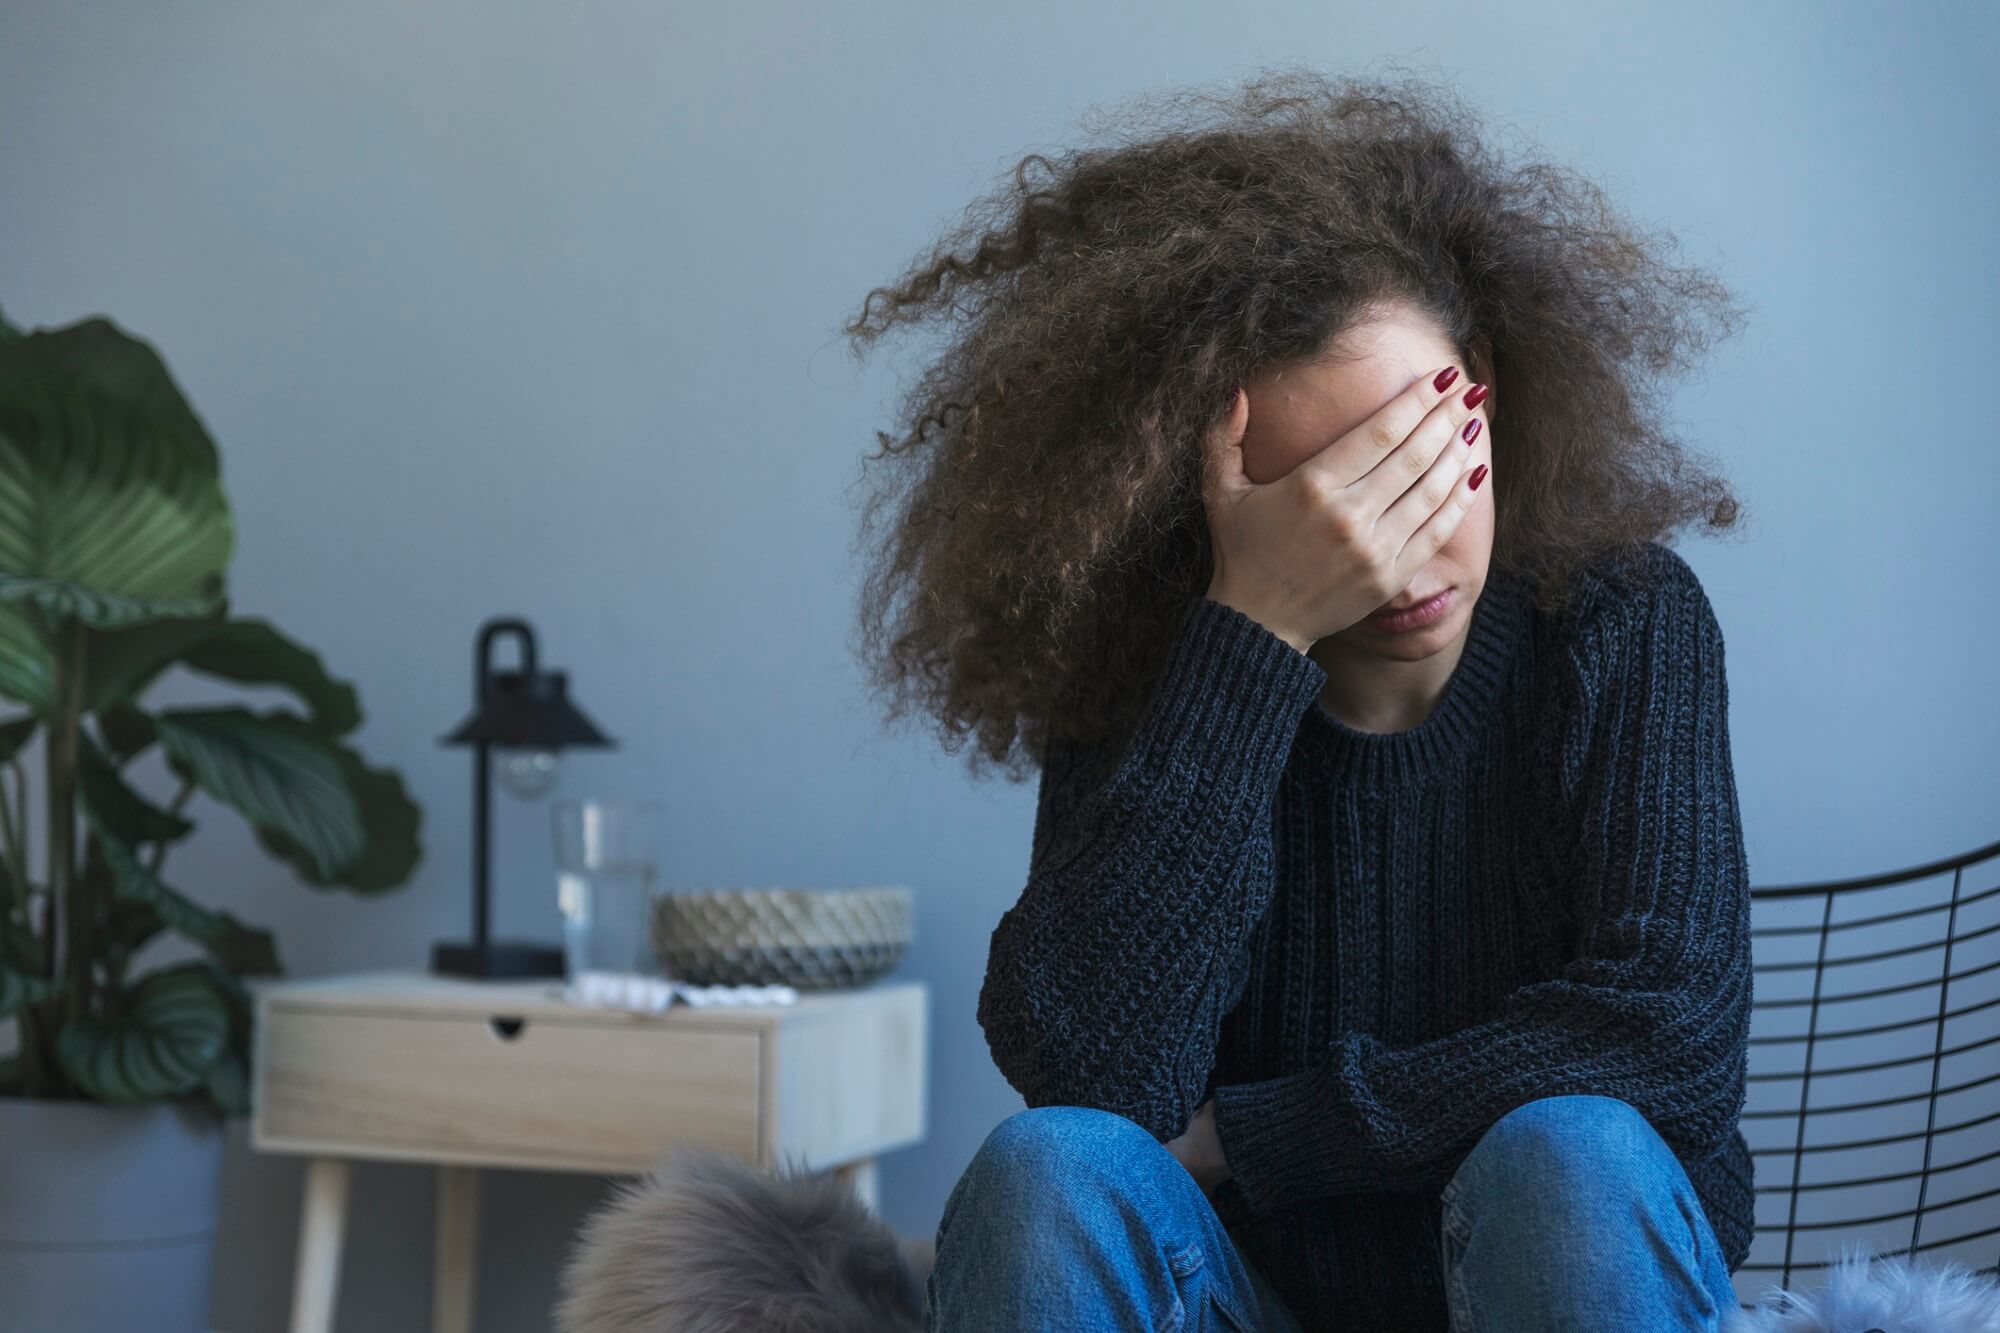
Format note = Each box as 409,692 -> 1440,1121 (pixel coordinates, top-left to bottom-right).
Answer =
0,1094 -> 224,1333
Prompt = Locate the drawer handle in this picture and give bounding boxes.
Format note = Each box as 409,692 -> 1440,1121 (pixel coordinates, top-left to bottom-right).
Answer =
489,1015 -> 528,1041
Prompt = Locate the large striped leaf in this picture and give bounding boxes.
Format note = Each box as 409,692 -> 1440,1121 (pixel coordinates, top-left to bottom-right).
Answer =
95,700 -> 156,764
249,710 -> 421,894
0,608 -> 352,745
81,806 -> 281,976
0,592 -> 227,718
200,967 -> 255,1118
178,617 -> 361,736
55,965 -> 229,1102
0,574 -> 223,629
0,605 -> 48,710
76,730 -> 194,843
0,318 -> 233,632
78,603 -> 231,713
154,707 -> 364,878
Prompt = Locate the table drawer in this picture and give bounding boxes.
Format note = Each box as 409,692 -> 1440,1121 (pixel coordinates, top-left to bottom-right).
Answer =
253,1006 -> 763,1172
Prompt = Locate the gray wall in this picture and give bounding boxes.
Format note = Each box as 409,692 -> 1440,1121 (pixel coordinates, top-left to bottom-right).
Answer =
3,1 -> 1995,1327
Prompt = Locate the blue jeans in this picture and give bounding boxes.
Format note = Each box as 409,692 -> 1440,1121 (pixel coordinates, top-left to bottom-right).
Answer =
924,1094 -> 1743,1331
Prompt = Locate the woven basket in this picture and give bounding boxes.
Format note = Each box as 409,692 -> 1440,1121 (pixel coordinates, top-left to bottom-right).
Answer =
649,886 -> 913,990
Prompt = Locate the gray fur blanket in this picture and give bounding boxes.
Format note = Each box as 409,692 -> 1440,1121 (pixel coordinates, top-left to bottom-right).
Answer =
1724,1240 -> 2000,1333
555,1146 -> 929,1333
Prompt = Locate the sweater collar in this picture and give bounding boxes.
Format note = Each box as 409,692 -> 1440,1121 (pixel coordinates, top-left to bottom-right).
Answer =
1298,569 -> 1530,790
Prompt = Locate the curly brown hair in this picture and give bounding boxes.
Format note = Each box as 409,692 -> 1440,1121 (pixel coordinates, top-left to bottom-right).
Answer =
841,65 -> 1748,779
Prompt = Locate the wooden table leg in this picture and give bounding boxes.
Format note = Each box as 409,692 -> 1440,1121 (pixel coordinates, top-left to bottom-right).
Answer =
289,1158 -> 351,1333
432,1165 -> 480,1333
833,1157 -> 879,1212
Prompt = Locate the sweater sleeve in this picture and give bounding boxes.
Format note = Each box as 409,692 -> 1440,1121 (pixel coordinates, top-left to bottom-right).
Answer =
975,595 -> 1329,1143
1209,555 -> 1754,1211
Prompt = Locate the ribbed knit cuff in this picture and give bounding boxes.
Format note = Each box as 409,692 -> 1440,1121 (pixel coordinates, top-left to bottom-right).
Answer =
1113,597 -> 1328,803
1211,1036 -> 1369,1214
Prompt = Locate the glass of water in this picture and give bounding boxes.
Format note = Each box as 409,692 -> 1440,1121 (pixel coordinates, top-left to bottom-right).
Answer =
553,799 -> 661,982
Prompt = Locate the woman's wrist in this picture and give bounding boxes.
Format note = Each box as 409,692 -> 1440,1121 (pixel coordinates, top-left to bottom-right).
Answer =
1203,582 -> 1314,656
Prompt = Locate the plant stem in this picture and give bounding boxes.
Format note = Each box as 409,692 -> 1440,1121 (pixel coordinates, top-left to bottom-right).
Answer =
13,757 -> 26,906
5,758 -> 37,987
0,763 -> 18,888
146,775 -> 197,879
0,760 -> 44,1094
48,617 -> 85,1028
15,1006 -> 46,1097
0,762 -> 27,938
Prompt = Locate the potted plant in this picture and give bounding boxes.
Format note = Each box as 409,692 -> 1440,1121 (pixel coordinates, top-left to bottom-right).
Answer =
0,307 -> 422,1331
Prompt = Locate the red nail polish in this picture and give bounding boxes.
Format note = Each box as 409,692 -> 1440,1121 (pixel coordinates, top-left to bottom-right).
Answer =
1469,463 -> 1488,490
1463,383 -> 1489,409
1462,418 -> 1481,445
1433,367 -> 1460,392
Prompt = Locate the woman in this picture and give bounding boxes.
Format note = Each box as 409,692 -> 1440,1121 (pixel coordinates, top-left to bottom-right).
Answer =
845,67 -> 1754,1332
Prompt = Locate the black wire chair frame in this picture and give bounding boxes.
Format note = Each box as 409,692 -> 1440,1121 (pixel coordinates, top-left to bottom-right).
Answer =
1739,835 -> 2000,1294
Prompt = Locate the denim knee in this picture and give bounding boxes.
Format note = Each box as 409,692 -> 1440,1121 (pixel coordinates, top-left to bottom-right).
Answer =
965,1105 -> 1162,1194
1453,1094 -> 1679,1215
932,1096 -> 1168,1256
1439,1095 -> 1734,1329
938,1106 -> 1170,1241
929,1106 -> 1254,1332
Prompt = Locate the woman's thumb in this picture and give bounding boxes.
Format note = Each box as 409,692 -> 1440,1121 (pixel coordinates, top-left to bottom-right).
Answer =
1202,385 -> 1252,504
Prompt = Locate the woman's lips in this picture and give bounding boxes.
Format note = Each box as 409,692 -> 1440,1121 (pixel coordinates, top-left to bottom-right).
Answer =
1368,587 -> 1453,633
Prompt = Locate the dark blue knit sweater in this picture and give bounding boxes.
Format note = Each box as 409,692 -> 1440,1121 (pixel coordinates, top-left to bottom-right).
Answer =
976,541 -> 1755,1330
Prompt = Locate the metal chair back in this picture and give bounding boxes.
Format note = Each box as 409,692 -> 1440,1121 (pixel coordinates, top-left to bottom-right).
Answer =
1743,837 -> 2000,1288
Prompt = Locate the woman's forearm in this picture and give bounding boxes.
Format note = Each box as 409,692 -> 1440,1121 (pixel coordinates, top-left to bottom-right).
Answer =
976,595 -> 1327,1142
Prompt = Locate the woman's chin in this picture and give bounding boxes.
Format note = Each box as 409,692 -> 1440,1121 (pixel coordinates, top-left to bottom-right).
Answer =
1328,602 -> 1471,663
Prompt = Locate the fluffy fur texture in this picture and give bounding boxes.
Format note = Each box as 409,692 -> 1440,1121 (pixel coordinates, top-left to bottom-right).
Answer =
1725,1241 -> 2000,1333
554,1145 -> 932,1333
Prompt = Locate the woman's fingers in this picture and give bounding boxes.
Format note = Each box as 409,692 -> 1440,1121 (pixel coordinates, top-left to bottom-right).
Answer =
1395,453 -> 1487,587
1379,394 -> 1484,553
1295,363 -> 1471,497
1354,374 -> 1487,529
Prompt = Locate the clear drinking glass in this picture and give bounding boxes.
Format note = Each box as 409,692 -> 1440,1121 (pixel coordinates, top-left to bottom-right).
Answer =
553,799 -> 661,981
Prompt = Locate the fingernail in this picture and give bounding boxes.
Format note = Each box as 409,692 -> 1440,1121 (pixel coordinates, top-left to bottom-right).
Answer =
1462,418 -> 1481,445
1463,383 -> 1489,409
1469,463 -> 1488,490
1433,367 -> 1460,392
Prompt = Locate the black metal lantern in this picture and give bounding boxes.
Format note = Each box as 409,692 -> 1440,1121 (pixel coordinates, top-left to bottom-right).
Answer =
433,616 -> 614,978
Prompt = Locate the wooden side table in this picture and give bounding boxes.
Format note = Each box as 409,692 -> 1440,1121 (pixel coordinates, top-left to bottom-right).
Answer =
249,971 -> 928,1333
